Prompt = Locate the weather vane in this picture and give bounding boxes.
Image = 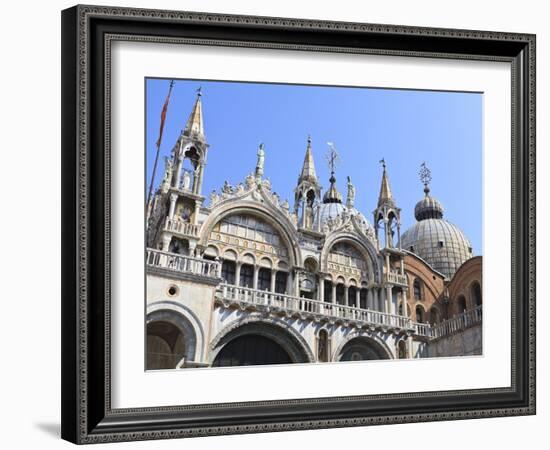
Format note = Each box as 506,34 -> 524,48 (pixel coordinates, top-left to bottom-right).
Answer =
379,158 -> 386,170
196,86 -> 202,97
419,162 -> 432,191
325,142 -> 340,176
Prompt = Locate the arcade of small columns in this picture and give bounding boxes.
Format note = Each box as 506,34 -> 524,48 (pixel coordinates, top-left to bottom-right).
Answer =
214,248 -> 408,317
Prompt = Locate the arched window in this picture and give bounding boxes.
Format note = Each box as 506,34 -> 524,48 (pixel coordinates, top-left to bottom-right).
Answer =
275,272 -> 288,294
472,282 -> 482,307
221,260 -> 236,284
324,280 -> 333,303
239,264 -> 254,288
348,286 -> 357,307
257,268 -> 271,291
328,242 -> 369,279
336,284 -> 345,305
359,289 -> 367,309
416,305 -> 425,323
413,278 -> 422,300
457,295 -> 467,314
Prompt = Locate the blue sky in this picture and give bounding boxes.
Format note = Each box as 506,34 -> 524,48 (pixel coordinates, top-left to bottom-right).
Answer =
146,78 -> 482,255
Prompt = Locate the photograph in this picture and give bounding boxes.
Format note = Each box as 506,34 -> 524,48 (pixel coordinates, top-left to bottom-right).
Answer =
145,78 -> 483,369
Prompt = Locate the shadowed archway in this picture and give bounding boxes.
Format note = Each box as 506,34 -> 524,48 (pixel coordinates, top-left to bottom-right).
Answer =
212,334 -> 292,366
336,336 -> 392,361
209,320 -> 314,366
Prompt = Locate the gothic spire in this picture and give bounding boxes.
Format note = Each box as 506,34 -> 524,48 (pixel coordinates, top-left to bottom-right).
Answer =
183,87 -> 205,141
377,158 -> 395,207
298,135 -> 318,183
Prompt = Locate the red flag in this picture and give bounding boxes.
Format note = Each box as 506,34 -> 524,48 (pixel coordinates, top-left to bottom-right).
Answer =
156,80 -> 174,147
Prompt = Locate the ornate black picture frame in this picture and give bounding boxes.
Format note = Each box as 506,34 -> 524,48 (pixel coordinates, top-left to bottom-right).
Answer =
61,4 -> 536,444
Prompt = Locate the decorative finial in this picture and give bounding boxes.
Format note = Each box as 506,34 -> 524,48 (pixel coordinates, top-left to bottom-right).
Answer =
379,158 -> 386,170
419,162 -> 432,195
325,142 -> 340,178
196,86 -> 202,97
169,79 -> 175,89
307,134 -> 311,145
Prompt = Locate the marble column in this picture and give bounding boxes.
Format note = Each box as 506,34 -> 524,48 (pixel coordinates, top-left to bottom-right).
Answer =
286,271 -> 292,295
367,289 -> 374,310
401,288 -> 408,317
168,193 -> 178,219
253,266 -> 260,290
193,202 -> 200,225
235,262 -> 242,287
161,233 -> 171,252
270,269 -> 277,293
386,286 -> 393,314
344,285 -> 349,306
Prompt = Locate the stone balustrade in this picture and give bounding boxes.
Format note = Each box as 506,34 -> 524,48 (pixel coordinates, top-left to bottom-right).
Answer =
146,249 -> 221,279
164,218 -> 200,238
216,283 -> 415,333
430,305 -> 482,339
383,270 -> 408,286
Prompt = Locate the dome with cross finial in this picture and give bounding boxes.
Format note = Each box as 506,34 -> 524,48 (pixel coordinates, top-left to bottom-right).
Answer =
401,163 -> 473,279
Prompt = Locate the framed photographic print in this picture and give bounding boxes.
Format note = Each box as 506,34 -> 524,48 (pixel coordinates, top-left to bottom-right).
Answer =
61,4 -> 536,444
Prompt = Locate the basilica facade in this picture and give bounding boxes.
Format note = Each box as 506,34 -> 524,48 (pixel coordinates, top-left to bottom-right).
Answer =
145,90 -> 483,369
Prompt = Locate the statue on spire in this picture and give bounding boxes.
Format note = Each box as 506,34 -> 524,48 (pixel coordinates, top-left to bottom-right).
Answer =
255,143 -> 265,181
346,176 -> 355,208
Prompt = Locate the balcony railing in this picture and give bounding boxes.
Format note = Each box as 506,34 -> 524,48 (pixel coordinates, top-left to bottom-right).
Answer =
217,284 -> 414,332
146,249 -> 221,279
430,305 -> 482,339
164,218 -> 200,238
383,271 -> 408,286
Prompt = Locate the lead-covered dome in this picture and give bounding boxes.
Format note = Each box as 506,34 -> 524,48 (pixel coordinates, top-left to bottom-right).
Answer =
313,173 -> 373,235
402,178 -> 473,279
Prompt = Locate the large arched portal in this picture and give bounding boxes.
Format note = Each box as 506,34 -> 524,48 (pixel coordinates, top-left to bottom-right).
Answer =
212,334 -> 292,367
337,337 -> 392,361
210,321 -> 314,367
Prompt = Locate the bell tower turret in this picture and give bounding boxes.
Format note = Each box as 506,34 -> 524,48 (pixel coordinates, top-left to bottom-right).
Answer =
147,87 -> 210,256
294,136 -> 322,229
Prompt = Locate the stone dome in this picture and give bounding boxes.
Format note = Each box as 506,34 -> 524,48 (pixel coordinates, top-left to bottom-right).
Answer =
402,189 -> 473,279
414,194 -> 444,220
313,203 -> 374,235
315,201 -> 346,227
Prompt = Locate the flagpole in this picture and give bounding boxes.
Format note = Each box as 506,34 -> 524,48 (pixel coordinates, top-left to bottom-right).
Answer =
147,80 -> 174,210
